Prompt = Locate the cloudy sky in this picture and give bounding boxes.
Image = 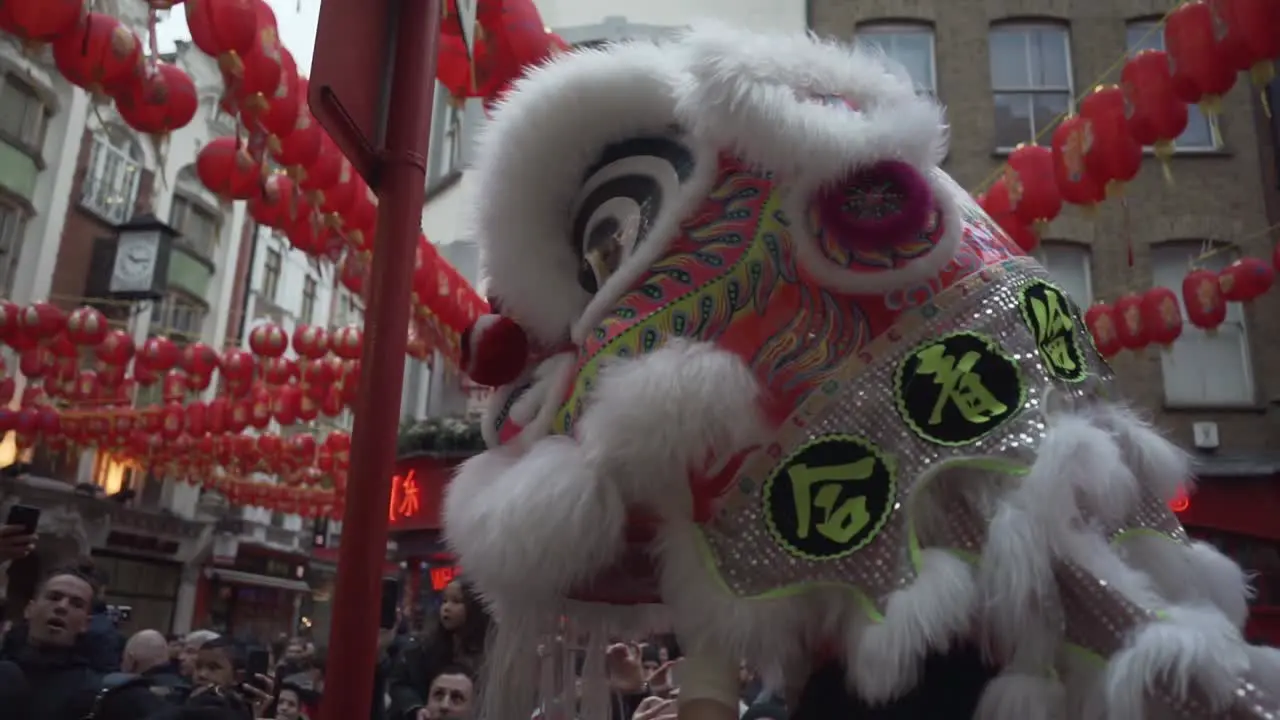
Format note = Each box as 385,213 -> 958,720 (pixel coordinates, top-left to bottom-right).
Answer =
157,0 -> 321,74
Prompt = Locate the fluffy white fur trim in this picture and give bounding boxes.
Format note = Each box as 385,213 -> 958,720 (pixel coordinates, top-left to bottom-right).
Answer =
469,41 -> 689,345
674,22 -> 948,185
574,340 -> 770,516
1104,604 -> 1249,718
443,438 -> 626,600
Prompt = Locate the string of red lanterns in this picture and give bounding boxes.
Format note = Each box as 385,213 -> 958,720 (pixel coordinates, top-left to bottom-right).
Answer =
975,0 -> 1280,358
0,297 -> 369,518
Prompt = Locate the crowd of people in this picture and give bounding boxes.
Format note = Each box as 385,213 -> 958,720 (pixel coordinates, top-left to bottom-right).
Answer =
0,519 -> 801,720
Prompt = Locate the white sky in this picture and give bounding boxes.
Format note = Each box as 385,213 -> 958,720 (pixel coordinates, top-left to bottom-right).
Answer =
156,0 -> 321,76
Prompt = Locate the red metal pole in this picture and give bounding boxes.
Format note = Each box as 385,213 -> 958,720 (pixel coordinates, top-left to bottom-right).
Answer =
319,0 -> 439,717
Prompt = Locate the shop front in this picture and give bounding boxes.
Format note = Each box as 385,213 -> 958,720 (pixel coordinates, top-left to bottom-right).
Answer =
1174,466 -> 1280,645
194,540 -> 311,640
386,451 -> 466,631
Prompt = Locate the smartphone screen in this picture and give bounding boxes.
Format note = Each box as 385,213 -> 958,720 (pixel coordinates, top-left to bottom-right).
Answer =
246,649 -> 270,682
5,504 -> 40,535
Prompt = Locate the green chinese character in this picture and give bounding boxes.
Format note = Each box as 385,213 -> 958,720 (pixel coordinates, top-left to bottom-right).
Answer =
1030,291 -> 1078,374
914,345 -> 1009,426
787,459 -> 877,544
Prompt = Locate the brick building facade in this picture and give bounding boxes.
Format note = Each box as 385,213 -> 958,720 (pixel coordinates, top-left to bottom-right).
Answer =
809,0 -> 1278,462
808,0 -> 1280,640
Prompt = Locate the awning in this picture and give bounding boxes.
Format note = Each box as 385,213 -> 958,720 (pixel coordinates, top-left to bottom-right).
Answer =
207,568 -> 311,593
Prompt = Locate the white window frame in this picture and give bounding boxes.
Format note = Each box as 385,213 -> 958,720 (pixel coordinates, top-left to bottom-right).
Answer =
149,293 -> 206,341
300,274 -> 318,325
856,23 -> 938,96
1150,242 -> 1254,408
0,74 -> 48,149
1124,20 -> 1222,152
81,131 -> 143,225
988,23 -> 1075,152
170,194 -> 221,260
1034,241 -> 1093,305
262,247 -> 283,302
0,202 -> 26,298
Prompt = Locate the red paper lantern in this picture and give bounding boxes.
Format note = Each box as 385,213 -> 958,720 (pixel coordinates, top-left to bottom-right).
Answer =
18,347 -> 52,379
318,159 -> 358,217
1003,144 -> 1062,227
20,302 -> 66,340
1050,116 -> 1106,209
291,325 -> 329,359
181,342 -> 220,377
1113,293 -> 1149,350
66,306 -> 108,346
218,349 -> 254,385
115,63 -> 199,136
1210,0 -> 1280,85
339,252 -> 369,297
185,0 -> 259,77
262,357 -> 296,384
286,208 -> 324,256
1139,287 -> 1184,347
139,336 -> 180,373
160,402 -> 185,441
256,49 -> 300,139
95,329 -> 135,366
1182,269 -> 1228,330
1121,50 -> 1190,159
1164,1 -> 1237,110
73,366 -> 101,399
1218,257 -> 1275,301
272,385 -> 301,425
162,370 -> 188,403
299,134 -> 343,194
0,0 -> 84,44
52,13 -> 142,97
344,183 -> 378,250
329,326 -> 363,360
271,110 -> 323,171
248,173 -> 297,228
1078,85 -> 1143,191
196,137 -> 262,200
230,0 -> 284,125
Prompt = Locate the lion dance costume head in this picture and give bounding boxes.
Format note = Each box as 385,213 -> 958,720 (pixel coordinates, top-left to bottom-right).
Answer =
444,24 -> 1280,720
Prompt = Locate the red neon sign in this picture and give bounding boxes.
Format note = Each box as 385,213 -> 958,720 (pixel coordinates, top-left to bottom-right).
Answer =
430,565 -> 460,591
389,470 -> 423,522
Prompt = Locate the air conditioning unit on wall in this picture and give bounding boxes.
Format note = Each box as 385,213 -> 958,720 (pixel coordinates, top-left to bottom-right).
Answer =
1192,422 -> 1220,450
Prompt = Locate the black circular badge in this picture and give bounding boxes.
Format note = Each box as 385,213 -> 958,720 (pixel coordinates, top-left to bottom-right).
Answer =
762,435 -> 896,561
1018,280 -> 1088,383
895,331 -> 1026,446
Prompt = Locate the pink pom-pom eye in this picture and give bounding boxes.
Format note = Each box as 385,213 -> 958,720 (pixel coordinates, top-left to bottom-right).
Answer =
814,160 -> 934,253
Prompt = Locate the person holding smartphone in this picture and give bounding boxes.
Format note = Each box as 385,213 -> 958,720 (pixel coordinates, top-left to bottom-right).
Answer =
0,505 -> 39,563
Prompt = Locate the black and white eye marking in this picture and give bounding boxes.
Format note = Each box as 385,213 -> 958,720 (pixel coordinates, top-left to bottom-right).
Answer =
571,134 -> 695,293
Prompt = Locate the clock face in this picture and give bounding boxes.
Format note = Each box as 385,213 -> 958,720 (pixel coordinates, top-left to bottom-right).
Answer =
110,231 -> 161,293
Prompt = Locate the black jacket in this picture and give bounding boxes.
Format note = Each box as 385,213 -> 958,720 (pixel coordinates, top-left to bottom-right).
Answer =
2,615 -> 124,675
0,642 -> 167,720
141,663 -> 192,704
86,604 -> 126,673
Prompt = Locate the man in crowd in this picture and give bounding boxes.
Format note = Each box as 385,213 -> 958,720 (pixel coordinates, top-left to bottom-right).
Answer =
0,566 -> 167,720
178,629 -> 220,680
422,665 -> 474,720
123,629 -> 190,702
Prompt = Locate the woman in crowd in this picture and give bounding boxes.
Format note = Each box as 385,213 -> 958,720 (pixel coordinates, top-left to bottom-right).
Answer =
387,579 -> 490,720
